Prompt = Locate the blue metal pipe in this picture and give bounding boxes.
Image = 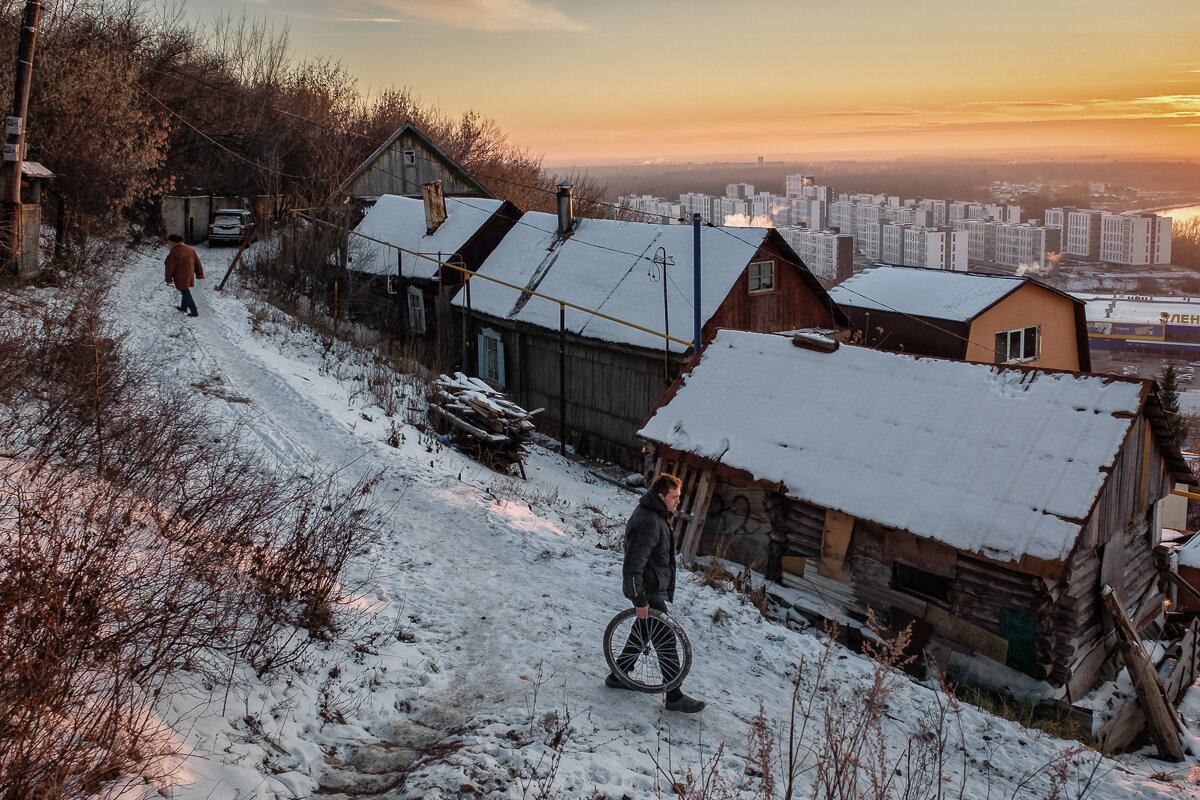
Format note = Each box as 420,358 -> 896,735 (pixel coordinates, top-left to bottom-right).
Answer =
692,212 -> 702,352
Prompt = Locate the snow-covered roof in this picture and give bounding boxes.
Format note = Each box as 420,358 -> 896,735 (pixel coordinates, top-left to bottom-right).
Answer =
1077,294 -> 1200,327
829,266 -> 1025,322
1179,535 -> 1200,570
640,329 -> 1150,567
348,195 -> 507,280
450,213 -> 771,353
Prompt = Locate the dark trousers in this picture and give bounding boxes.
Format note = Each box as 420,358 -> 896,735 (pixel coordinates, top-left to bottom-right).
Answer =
614,597 -> 683,700
179,288 -> 197,315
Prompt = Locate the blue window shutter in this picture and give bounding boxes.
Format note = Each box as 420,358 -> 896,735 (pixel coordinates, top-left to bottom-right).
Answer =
477,332 -> 487,379
495,336 -> 506,388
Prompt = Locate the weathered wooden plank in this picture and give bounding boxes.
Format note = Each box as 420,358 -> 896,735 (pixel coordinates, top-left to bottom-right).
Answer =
1101,585 -> 1183,761
680,470 -> 714,567
924,604 -> 1009,664
819,510 -> 854,581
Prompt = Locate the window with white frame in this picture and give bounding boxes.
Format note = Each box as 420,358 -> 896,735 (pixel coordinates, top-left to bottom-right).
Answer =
748,260 -> 775,293
994,325 -> 1039,364
406,286 -> 425,334
477,328 -> 505,388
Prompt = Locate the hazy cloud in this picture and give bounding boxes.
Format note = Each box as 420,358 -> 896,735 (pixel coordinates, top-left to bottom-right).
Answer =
820,108 -> 921,118
363,0 -> 586,31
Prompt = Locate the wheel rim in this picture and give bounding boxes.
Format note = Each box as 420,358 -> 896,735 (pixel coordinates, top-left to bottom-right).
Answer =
604,608 -> 692,693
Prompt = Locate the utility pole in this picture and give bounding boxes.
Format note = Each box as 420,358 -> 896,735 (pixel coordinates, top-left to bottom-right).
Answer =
692,212 -> 702,352
2,0 -> 42,277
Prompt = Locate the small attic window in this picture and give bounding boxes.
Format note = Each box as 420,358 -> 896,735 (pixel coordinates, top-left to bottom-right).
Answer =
403,150 -> 417,166
748,261 -> 775,293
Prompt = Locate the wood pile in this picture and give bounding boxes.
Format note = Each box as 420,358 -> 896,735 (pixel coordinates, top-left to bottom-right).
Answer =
430,373 -> 538,475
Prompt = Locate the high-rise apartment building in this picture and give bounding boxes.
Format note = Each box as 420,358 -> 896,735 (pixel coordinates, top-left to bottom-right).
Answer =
1044,207 -> 1173,265
1100,212 -> 1172,265
993,223 -> 1062,270
777,226 -> 854,283
785,174 -> 815,198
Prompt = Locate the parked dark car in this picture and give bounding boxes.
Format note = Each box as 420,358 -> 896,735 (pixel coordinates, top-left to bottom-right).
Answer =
207,209 -> 255,245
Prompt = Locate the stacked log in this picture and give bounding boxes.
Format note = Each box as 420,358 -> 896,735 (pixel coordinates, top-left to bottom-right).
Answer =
429,373 -> 538,474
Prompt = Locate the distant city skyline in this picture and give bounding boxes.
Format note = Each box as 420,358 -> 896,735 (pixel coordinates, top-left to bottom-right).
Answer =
178,0 -> 1200,166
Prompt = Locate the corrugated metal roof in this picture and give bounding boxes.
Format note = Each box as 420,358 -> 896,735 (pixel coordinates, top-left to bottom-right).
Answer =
830,266 -> 1025,322
640,329 -> 1148,566
21,161 -> 53,179
451,212 -> 770,353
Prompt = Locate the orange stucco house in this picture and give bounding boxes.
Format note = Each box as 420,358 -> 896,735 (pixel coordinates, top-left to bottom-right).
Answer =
827,266 -> 1090,371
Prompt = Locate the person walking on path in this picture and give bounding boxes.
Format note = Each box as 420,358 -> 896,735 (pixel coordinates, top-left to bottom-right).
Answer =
165,234 -> 204,317
606,473 -> 705,713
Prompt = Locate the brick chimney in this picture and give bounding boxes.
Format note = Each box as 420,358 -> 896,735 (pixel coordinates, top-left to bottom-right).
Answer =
423,181 -> 447,235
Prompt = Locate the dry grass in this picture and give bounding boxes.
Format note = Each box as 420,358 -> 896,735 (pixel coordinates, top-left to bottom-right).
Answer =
0,272 -> 383,797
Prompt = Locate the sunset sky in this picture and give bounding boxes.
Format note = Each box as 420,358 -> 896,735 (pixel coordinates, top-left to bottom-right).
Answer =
185,0 -> 1200,166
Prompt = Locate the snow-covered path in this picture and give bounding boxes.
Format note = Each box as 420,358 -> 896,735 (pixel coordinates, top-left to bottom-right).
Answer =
105,242 -> 1200,799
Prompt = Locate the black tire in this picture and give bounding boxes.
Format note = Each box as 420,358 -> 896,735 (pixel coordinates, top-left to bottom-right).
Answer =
603,607 -> 692,693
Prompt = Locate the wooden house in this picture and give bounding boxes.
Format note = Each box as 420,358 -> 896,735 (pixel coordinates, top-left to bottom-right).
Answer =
639,329 -> 1192,701
451,196 -> 846,468
346,191 -> 521,359
828,266 -> 1091,371
340,123 -> 495,203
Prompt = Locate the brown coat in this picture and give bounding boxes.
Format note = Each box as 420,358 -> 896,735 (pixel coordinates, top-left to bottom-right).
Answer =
165,242 -> 204,290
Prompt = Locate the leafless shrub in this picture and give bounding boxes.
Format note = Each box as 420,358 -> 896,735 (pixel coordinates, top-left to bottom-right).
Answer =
0,275 -> 383,795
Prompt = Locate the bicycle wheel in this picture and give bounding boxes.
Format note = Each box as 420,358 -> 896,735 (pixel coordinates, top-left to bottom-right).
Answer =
603,607 -> 692,693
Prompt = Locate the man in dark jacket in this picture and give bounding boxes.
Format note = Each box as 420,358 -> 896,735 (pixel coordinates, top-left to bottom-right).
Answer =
165,234 -> 204,317
606,473 -> 705,713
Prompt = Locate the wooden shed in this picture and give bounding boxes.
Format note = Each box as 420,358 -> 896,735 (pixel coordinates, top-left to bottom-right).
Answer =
640,329 -> 1192,700
339,123 -> 495,202
451,210 -> 846,468
346,191 -> 520,360
828,265 -> 1091,372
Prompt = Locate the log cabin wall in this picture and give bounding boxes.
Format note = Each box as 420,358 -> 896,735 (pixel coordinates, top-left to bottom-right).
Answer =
1056,415 -> 1172,694
698,480 -> 774,570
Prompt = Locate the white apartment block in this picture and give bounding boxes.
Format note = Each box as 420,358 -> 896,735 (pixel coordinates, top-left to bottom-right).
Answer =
917,199 -> 949,226
785,174 -> 815,197
713,196 -> 749,223
952,218 -> 995,263
855,204 -> 884,260
829,200 -> 856,236
993,223 -> 1062,270
881,223 -> 907,264
679,193 -> 713,222
804,198 -> 829,231
1065,208 -> 1103,261
617,194 -> 681,224
726,183 -> 754,199
777,226 -> 854,283
1100,212 -> 1172,265
879,224 -> 968,271
1044,207 -> 1172,264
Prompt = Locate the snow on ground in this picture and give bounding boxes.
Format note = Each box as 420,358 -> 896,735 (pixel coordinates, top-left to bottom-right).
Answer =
89,240 -> 1200,798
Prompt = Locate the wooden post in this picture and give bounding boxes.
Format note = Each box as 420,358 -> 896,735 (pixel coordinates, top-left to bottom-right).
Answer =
1101,585 -> 1184,761
679,469 -> 714,567
559,302 -> 566,457
217,230 -> 252,291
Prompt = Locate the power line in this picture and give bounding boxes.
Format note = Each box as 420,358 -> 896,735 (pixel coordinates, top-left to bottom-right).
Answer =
135,82 -> 309,180
128,34 -> 1020,360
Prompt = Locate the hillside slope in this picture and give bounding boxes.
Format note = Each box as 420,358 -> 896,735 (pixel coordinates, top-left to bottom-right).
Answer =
99,241 -> 1200,799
